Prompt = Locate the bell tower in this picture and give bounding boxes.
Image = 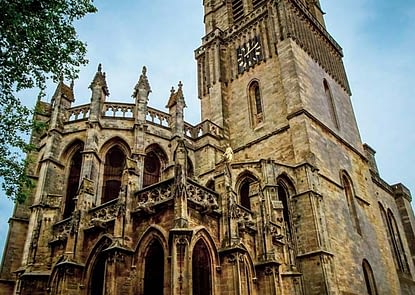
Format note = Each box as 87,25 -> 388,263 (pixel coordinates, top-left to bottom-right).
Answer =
196,0 -> 361,155
194,1 -> 413,294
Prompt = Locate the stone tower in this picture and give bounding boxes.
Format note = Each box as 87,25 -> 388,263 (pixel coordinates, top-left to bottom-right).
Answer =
1,1 -> 415,294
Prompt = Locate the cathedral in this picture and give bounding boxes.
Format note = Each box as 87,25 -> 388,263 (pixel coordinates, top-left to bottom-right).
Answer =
1,0 -> 415,294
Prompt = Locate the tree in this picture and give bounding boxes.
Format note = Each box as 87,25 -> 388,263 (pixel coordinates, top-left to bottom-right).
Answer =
0,0 -> 97,202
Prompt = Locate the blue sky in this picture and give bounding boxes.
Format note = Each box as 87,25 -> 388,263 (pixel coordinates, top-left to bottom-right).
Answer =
1,0 -> 414,262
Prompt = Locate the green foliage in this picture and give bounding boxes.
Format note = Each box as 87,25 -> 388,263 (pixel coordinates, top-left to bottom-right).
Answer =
0,0 -> 97,202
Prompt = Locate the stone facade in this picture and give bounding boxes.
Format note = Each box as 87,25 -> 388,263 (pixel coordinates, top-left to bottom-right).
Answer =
1,0 -> 415,294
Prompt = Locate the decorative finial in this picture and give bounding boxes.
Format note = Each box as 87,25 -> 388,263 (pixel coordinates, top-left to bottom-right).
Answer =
170,86 -> 175,95
178,81 -> 183,90
59,72 -> 64,82
98,63 -> 102,72
132,66 -> 151,98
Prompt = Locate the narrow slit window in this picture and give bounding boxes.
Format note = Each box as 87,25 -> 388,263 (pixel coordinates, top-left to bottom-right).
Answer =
323,79 -> 339,129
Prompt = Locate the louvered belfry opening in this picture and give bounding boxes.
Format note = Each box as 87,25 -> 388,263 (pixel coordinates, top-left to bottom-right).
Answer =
143,151 -> 161,187
102,146 -> 125,203
144,240 -> 164,295
64,147 -> 83,218
192,240 -> 212,295
252,0 -> 265,10
232,0 -> 244,22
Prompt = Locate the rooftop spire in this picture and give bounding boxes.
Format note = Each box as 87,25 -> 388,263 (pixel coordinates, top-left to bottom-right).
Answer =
89,63 -> 109,96
132,66 -> 151,98
166,81 -> 186,108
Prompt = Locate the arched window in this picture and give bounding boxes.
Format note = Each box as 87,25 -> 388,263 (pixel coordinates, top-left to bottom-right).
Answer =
362,260 -> 378,295
144,240 -> 164,295
192,240 -> 212,295
323,79 -> 339,129
90,253 -> 106,295
239,176 -> 255,210
387,210 -> 410,273
64,145 -> 83,218
102,146 -> 125,203
342,173 -> 361,235
143,151 -> 161,187
249,81 -> 263,127
277,180 -> 293,241
240,257 -> 252,295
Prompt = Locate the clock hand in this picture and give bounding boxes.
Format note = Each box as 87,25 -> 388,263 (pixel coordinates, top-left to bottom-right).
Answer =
244,42 -> 259,57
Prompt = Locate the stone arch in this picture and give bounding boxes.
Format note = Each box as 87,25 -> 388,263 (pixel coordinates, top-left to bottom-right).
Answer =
362,259 -> 378,295
47,256 -> 66,295
82,235 -> 113,295
386,209 -> 410,273
61,140 -> 85,219
236,170 -> 260,211
99,137 -> 131,204
276,174 -> 297,266
247,79 -> 264,127
143,143 -> 168,187
340,170 -> 361,234
134,226 -> 169,295
98,136 -> 131,158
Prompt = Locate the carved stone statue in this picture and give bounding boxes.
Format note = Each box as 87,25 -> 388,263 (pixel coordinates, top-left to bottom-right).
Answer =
223,144 -> 233,163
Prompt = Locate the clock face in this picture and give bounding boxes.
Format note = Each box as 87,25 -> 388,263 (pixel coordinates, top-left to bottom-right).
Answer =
237,36 -> 262,74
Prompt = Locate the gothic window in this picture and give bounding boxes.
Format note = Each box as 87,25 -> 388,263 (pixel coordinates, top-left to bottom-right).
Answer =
387,209 -> 410,273
232,0 -> 244,22
90,254 -> 106,295
64,145 -> 83,218
143,151 -> 161,187
341,173 -> 361,235
249,81 -> 264,127
102,146 -> 125,203
362,259 -> 378,295
323,79 -> 339,129
239,176 -> 255,210
144,240 -> 164,295
277,180 -> 293,241
240,258 -> 252,295
192,240 -> 212,295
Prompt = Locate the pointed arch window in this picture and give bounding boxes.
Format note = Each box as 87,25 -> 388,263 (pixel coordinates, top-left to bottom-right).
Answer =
387,210 -> 410,273
192,240 -> 212,295
64,146 -> 83,218
240,257 -> 252,295
277,180 -> 293,241
90,253 -> 106,295
144,240 -> 164,295
249,81 -> 263,127
342,174 -> 361,235
362,259 -> 378,295
239,177 -> 255,210
102,146 -> 125,203
143,151 -> 161,187
323,79 -> 339,129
